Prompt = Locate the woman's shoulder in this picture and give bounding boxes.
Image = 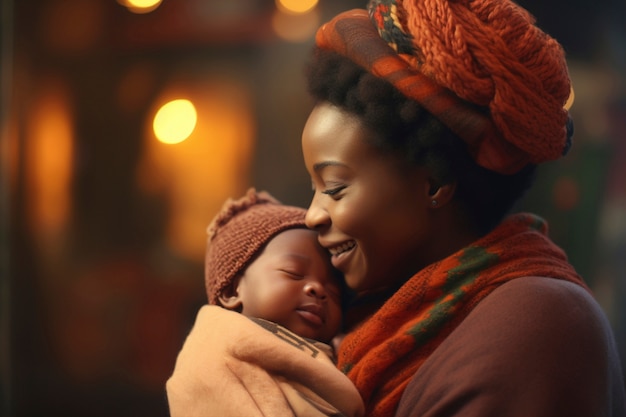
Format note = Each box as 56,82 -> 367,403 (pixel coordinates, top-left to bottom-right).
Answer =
447,277 -> 615,362
395,276 -> 626,417
457,276 -> 614,350
474,276 -> 604,324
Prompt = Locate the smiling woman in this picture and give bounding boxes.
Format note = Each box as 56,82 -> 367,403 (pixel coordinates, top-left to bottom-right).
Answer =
166,0 -> 626,415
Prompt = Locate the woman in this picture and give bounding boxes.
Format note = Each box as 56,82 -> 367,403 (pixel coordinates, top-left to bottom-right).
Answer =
167,0 -> 626,415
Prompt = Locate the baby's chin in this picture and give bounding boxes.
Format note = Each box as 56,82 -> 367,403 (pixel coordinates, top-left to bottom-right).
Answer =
286,324 -> 331,344
289,326 -> 322,341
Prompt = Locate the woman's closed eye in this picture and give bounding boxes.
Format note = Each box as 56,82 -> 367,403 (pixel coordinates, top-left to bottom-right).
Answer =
321,185 -> 346,198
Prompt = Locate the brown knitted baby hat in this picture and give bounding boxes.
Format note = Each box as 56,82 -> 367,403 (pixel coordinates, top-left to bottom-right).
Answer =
205,188 -> 308,305
315,0 -> 574,174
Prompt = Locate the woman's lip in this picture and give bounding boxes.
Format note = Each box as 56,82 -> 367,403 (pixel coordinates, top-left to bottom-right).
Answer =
329,242 -> 356,271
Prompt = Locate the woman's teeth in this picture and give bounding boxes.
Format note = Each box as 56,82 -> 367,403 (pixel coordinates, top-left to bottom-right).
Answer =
329,241 -> 355,256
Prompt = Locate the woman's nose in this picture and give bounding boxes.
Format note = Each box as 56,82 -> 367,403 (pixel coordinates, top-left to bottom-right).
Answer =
305,193 -> 329,230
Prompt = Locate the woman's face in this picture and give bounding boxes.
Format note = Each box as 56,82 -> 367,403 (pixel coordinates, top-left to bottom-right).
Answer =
302,102 -> 435,294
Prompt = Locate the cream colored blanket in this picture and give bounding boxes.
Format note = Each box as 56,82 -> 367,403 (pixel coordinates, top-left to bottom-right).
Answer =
166,305 -> 364,417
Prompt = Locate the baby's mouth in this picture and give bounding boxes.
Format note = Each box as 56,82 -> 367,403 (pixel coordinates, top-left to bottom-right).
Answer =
297,303 -> 325,326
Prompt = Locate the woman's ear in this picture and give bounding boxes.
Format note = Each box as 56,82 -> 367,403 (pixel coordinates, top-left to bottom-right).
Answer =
217,276 -> 243,311
427,180 -> 456,208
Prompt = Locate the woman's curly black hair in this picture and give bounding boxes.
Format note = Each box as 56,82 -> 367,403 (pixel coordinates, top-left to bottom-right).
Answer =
305,48 -> 537,235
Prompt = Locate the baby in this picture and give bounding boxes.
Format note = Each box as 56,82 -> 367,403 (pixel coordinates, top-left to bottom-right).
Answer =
201,188 -> 361,416
168,188 -> 363,417
205,187 -> 344,351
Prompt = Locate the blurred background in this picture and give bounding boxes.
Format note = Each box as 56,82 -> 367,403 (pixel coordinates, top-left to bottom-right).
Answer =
0,0 -> 624,415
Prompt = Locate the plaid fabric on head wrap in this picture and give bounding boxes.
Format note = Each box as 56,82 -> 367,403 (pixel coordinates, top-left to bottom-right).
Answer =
205,188 -> 307,305
315,0 -> 574,174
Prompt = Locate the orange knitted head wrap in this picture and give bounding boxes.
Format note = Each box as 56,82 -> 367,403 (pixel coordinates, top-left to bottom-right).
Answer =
205,188 -> 307,305
315,0 -> 574,174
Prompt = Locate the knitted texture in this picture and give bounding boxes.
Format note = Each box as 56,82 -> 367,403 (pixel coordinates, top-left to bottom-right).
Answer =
336,213 -> 589,416
205,188 -> 307,305
315,1 -> 573,174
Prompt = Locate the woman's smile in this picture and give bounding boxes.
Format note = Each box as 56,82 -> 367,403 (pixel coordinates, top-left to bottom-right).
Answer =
328,240 -> 356,270
328,240 -> 356,257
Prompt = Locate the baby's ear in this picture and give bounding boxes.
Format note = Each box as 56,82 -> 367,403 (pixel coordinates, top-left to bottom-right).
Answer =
218,276 -> 243,311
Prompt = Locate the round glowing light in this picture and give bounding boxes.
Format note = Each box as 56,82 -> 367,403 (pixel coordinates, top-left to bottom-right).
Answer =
276,0 -> 318,14
119,0 -> 162,14
153,99 -> 197,144
127,0 -> 161,6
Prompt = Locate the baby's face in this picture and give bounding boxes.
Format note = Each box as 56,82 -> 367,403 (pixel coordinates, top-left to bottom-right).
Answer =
235,228 -> 343,343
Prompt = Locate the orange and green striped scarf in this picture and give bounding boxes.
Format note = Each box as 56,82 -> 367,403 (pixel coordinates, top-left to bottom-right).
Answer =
337,213 -> 588,416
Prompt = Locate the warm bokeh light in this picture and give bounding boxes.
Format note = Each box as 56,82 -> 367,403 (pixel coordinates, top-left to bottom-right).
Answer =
152,99 -> 197,145
564,85 -> 575,110
26,80 -> 74,248
138,81 -> 255,261
272,7 -> 320,42
276,0 -> 318,14
118,0 -> 162,14
127,0 -> 161,6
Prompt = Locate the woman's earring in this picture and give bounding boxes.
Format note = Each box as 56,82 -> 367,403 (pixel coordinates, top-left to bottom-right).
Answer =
431,200 -> 438,207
